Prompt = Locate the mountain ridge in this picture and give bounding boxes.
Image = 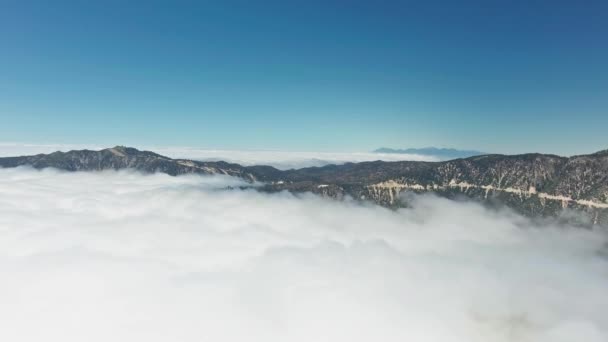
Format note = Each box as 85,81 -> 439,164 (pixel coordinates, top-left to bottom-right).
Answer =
2,146 -> 608,225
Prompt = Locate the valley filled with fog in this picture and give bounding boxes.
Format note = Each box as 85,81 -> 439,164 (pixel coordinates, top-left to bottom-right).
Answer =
0,167 -> 607,341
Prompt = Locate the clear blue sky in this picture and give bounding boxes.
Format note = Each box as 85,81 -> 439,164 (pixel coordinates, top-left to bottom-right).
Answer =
1,0 -> 606,154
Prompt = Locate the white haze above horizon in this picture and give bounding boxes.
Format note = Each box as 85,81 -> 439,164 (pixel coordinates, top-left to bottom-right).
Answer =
0,143 -> 438,169
1,167 -> 607,342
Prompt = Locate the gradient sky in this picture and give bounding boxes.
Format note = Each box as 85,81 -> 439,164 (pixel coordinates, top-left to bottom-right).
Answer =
1,0 -> 607,154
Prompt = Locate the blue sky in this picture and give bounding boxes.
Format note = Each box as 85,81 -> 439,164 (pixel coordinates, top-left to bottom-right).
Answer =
1,0 -> 607,154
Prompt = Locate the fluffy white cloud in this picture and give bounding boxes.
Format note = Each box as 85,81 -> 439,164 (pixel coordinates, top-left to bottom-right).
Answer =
0,168 -> 607,342
0,143 -> 438,169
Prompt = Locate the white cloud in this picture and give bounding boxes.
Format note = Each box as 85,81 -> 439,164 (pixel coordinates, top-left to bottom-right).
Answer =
150,147 -> 438,169
0,167 -> 607,342
0,143 -> 438,169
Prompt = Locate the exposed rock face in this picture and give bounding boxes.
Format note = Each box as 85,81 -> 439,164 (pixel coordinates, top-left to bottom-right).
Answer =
2,146 -> 608,224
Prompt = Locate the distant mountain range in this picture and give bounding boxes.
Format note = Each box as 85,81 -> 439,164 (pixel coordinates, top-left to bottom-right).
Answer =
2,146 -> 608,225
374,147 -> 485,159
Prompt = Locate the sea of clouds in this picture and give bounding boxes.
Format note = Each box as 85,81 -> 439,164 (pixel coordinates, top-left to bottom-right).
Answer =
0,143 -> 437,169
1,167 -> 607,342
150,147 -> 438,169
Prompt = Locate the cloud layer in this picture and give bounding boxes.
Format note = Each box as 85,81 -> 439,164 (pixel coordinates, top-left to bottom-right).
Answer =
0,168 -> 607,342
151,147 -> 438,169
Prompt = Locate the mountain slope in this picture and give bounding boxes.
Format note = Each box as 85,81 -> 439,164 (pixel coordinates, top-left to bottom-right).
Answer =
2,146 -> 608,224
0,146 -> 264,182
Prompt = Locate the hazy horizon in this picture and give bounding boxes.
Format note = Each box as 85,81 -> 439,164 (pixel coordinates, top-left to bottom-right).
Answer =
1,141 -> 607,157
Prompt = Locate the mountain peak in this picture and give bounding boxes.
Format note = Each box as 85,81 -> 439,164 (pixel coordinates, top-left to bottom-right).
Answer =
106,146 -> 129,157
101,146 -> 167,159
